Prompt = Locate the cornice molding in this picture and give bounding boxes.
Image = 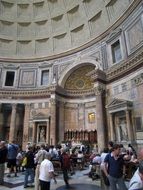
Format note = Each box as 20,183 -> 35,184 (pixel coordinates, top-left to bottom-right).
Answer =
56,88 -> 95,99
106,47 -> 143,82
0,85 -> 56,99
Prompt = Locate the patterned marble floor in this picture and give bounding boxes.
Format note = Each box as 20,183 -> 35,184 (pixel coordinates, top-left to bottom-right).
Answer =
0,167 -> 102,190
0,167 -> 129,190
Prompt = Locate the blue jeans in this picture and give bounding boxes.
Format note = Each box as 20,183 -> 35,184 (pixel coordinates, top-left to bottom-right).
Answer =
108,175 -> 127,190
24,168 -> 34,187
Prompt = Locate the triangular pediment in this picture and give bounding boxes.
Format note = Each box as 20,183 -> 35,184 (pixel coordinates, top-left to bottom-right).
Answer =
107,98 -> 128,107
33,112 -> 48,119
106,28 -> 122,43
106,98 -> 133,111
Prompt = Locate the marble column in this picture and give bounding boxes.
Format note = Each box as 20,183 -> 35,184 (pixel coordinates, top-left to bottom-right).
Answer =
95,86 -> 105,152
46,119 -> 50,144
22,104 -> 30,150
126,110 -> 133,142
49,98 -> 56,145
0,104 -> 3,140
59,101 -> 65,142
9,104 -> 17,143
109,113 -> 115,141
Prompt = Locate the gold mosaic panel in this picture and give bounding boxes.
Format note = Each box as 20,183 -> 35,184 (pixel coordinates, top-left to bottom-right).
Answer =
65,65 -> 94,90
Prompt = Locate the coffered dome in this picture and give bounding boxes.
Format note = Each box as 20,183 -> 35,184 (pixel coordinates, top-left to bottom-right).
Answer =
0,0 -> 133,59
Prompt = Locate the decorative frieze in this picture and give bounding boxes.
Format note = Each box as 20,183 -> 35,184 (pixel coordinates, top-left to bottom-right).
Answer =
106,49 -> 143,82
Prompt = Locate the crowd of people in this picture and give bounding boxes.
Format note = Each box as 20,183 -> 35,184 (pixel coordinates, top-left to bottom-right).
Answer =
0,140 -> 143,190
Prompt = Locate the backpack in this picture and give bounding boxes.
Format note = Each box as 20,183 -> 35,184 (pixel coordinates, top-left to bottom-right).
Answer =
62,153 -> 70,169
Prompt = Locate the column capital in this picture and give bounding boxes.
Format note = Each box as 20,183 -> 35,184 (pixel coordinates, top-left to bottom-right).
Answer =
25,103 -> 31,109
94,84 -> 106,96
12,103 -> 17,109
49,98 -> 56,105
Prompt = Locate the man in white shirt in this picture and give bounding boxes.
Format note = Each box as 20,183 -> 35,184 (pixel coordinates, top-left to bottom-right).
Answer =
39,152 -> 56,190
128,160 -> 143,190
35,144 -> 48,190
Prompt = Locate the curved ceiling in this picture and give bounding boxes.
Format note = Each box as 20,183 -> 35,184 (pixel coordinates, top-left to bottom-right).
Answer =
65,65 -> 94,90
0,0 -> 133,59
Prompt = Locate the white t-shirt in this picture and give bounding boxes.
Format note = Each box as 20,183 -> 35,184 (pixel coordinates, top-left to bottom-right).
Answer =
92,155 -> 101,164
100,152 -> 108,170
39,159 -> 54,182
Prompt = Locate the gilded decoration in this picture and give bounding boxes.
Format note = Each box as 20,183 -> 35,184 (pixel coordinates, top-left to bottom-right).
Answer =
65,65 -> 94,90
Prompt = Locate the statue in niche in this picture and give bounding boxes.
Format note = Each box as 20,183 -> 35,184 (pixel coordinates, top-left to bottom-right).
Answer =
119,123 -> 128,141
39,126 -> 46,142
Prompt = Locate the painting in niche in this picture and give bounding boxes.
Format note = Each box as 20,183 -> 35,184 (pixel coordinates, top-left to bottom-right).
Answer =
38,126 -> 46,142
88,112 -> 95,123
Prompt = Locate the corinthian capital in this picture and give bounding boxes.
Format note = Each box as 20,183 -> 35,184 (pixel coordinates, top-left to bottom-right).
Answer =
50,98 -> 56,105
94,84 -> 105,96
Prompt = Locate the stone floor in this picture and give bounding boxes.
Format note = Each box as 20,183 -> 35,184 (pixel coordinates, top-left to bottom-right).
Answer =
0,167 -> 129,190
0,167 -> 101,190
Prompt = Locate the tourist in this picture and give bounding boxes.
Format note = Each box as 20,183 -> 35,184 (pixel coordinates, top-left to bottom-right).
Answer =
35,144 -> 48,190
23,146 -> 35,188
128,160 -> 143,190
7,140 -> 19,177
60,148 -> 71,188
103,143 -> 130,190
100,147 -> 110,190
39,152 -> 56,190
128,147 -> 143,190
0,141 -> 8,185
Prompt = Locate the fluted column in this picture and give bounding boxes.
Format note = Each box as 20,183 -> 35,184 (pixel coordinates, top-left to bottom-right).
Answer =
109,113 -> 114,141
126,110 -> 133,142
95,85 -> 105,152
49,97 -> 56,145
22,104 -> 30,150
9,104 -> 17,143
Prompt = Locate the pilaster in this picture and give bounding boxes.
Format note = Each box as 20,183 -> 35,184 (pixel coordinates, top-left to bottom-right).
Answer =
109,113 -> 115,141
126,110 -> 133,142
46,119 -> 50,145
32,122 -> 36,144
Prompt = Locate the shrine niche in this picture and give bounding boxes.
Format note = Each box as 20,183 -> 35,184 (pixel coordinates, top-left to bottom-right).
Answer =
106,98 -> 134,143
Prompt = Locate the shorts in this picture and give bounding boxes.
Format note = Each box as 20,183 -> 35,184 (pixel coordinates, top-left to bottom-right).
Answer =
7,159 -> 16,168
